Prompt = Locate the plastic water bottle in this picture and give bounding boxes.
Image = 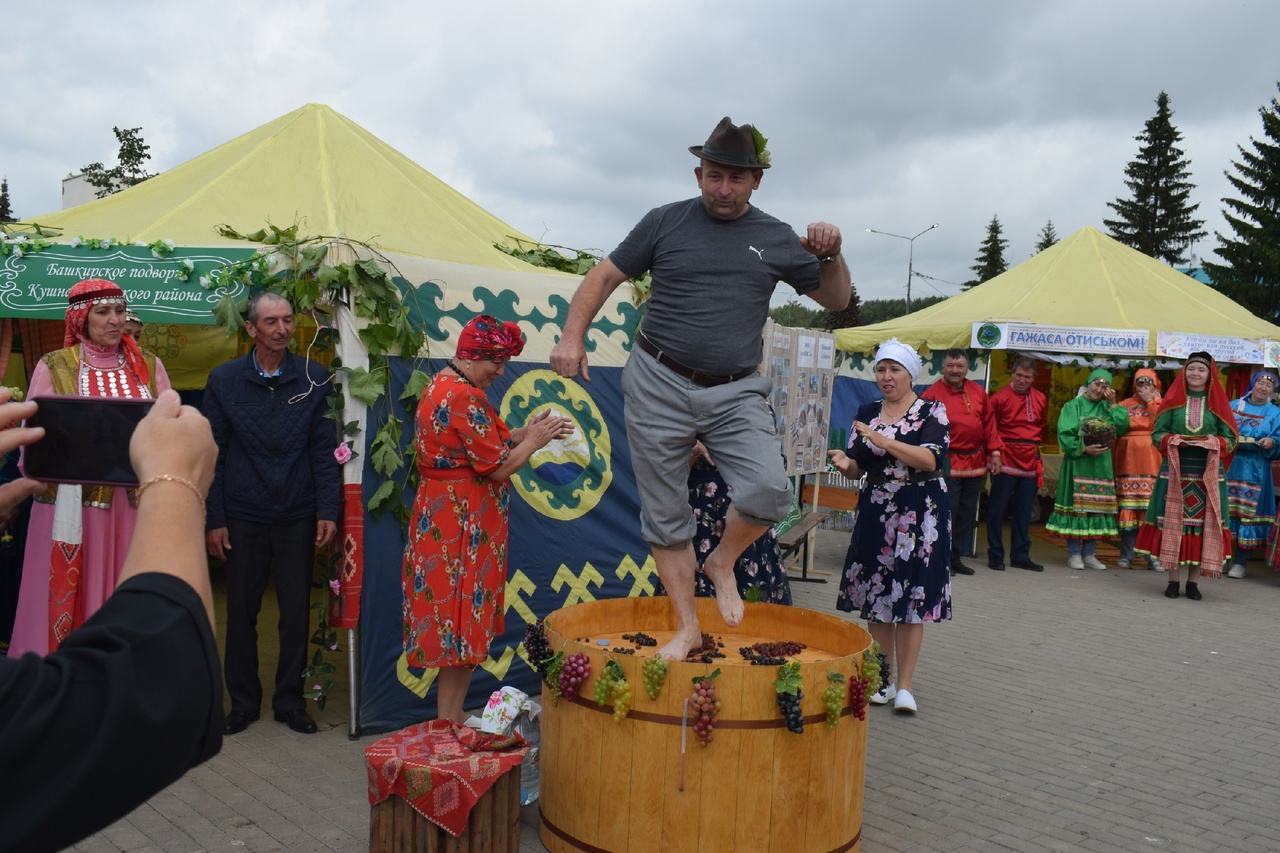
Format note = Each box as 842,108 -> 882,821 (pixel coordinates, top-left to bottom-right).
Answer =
514,709 -> 541,805
519,745 -> 540,805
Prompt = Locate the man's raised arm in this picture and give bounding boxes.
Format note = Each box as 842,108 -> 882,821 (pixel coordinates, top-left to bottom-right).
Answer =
549,258 -> 632,382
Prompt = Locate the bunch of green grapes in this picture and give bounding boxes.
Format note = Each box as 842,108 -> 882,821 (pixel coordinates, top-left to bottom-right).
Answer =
859,643 -> 884,697
642,657 -> 669,700
610,676 -> 633,722
545,651 -> 566,706
821,672 -> 846,730
594,666 -> 617,707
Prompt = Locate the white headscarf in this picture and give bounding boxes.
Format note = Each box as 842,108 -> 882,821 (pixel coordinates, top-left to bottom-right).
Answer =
874,338 -> 923,383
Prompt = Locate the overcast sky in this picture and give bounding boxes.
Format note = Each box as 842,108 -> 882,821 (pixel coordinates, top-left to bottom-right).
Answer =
4,0 -> 1278,305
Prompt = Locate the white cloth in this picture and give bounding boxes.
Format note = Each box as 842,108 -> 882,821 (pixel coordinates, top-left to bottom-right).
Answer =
874,338 -> 923,383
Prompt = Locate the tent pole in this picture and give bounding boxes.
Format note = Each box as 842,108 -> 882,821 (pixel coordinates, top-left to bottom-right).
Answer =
348,628 -> 360,739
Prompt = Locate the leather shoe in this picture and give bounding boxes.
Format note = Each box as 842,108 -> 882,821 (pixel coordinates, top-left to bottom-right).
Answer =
223,710 -> 259,735
1184,582 -> 1202,601
274,709 -> 318,734
951,561 -> 975,576
987,559 -> 1006,571
1011,559 -> 1044,572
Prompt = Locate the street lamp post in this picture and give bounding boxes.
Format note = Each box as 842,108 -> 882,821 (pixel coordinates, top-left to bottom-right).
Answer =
866,223 -> 939,313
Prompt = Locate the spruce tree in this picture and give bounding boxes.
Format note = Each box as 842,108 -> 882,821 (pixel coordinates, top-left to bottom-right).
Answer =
1202,83 -> 1280,322
1034,219 -> 1059,254
0,178 -> 14,223
1103,91 -> 1206,264
965,215 -> 1008,287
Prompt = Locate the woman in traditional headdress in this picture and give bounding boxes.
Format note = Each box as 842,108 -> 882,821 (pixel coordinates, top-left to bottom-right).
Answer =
829,338 -> 951,715
7,278 -> 171,656
1224,370 -> 1280,577
1135,352 -> 1238,600
1113,368 -> 1163,569
402,315 -> 572,723
1046,368 -> 1130,570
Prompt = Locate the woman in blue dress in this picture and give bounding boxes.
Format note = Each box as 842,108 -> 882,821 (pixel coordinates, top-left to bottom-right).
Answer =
1225,370 -> 1280,578
829,339 -> 951,715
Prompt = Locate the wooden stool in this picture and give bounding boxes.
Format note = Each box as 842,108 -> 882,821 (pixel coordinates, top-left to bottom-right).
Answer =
368,767 -> 520,853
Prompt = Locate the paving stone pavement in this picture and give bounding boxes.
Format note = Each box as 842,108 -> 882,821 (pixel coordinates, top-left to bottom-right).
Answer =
72,526 -> 1280,852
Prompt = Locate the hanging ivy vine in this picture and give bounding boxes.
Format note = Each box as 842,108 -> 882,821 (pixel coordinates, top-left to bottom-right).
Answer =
494,236 -> 652,306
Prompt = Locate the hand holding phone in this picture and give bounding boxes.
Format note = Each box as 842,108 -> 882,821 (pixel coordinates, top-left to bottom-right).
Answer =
25,396 -> 156,487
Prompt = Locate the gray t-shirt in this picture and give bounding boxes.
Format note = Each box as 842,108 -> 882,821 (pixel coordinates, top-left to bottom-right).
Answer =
610,198 -> 821,375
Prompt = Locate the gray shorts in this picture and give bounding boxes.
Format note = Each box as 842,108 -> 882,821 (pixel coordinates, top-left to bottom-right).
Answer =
621,346 -> 791,548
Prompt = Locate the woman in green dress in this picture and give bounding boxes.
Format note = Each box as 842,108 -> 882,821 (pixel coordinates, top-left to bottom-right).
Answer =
1135,352 -> 1239,600
1046,368 -> 1130,570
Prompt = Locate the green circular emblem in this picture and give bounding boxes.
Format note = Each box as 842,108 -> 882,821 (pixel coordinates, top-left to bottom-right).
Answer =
976,323 -> 1002,349
500,370 -> 612,521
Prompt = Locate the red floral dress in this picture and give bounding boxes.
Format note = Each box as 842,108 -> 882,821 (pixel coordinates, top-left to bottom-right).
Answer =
402,373 -> 512,668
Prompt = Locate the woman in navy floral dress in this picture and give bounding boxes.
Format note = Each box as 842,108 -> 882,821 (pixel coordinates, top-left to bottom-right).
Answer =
830,339 -> 951,714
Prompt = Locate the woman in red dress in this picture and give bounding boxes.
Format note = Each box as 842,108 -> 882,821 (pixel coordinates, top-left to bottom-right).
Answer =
402,315 -> 571,723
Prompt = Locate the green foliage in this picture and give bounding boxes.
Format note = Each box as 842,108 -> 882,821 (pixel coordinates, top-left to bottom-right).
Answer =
81,126 -> 156,198
495,237 -> 652,307
966,214 -> 1009,287
0,178 -> 14,223
857,295 -> 948,325
1203,82 -> 1280,322
769,299 -> 826,328
1104,91 -> 1207,264
774,661 -> 803,695
302,601 -> 338,711
1034,219 -> 1059,254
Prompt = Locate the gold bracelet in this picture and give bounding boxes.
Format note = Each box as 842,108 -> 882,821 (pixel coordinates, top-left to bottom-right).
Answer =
136,474 -> 206,516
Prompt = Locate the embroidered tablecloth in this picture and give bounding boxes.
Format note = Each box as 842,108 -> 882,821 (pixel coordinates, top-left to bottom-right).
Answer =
365,721 -> 528,837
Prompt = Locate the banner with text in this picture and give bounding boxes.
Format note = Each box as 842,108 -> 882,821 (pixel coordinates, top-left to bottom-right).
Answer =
0,244 -> 255,324
972,322 -> 1149,356
1156,332 -> 1265,365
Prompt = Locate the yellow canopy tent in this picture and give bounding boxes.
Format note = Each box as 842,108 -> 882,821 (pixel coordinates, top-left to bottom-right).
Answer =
835,226 -> 1280,355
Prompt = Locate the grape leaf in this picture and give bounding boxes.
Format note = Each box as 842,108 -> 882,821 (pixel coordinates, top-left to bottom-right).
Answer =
774,661 -> 803,695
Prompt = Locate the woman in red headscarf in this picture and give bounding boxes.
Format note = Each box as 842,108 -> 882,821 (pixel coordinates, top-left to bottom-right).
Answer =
1134,352 -> 1238,600
7,279 -> 171,657
402,315 -> 572,723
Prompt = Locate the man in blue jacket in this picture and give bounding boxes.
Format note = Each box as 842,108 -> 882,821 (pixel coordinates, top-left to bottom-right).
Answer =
204,292 -> 340,735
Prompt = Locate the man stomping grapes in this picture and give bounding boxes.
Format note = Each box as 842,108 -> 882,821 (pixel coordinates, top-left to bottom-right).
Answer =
550,117 -> 850,661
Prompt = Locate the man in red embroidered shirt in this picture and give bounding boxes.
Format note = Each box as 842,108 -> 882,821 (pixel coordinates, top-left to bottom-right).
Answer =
985,357 -> 1047,571
921,349 -> 1002,575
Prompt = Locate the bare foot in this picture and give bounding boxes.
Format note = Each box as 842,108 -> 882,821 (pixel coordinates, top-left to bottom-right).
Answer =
656,626 -> 704,662
704,549 -> 744,628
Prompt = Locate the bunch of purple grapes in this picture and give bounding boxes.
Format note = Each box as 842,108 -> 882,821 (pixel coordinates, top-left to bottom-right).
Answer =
524,619 -> 553,679
690,679 -> 720,747
848,673 -> 869,721
558,652 -> 591,700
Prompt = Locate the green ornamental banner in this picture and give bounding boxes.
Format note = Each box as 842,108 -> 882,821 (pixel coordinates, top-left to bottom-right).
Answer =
0,244 -> 255,324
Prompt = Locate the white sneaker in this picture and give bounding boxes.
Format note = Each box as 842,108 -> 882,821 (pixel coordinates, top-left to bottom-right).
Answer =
894,689 -> 917,713
1067,554 -> 1084,569
1227,564 -> 1246,579
1116,558 -> 1131,569
1083,556 -> 1107,571
1150,560 -> 1165,572
870,683 -> 897,705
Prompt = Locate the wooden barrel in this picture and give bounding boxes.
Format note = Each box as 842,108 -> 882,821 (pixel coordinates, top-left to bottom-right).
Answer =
538,597 -> 871,853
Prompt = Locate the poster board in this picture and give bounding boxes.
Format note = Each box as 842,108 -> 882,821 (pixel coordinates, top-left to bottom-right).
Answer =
764,320 -> 837,475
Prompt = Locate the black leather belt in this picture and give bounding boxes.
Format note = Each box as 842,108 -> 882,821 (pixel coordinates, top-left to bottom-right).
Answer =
635,332 -> 756,387
865,470 -> 943,488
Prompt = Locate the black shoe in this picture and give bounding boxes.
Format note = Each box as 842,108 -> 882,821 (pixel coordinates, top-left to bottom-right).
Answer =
951,561 -> 976,576
1185,582 -> 1202,601
223,710 -> 259,735
274,708 -> 318,734
987,559 -> 1006,571
1164,581 -> 1180,599
1011,559 -> 1044,572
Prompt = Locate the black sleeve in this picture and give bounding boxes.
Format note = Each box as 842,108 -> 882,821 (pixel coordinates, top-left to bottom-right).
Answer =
0,573 -> 224,853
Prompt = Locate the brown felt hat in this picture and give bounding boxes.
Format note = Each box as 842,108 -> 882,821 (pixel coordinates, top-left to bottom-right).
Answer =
689,116 -> 771,169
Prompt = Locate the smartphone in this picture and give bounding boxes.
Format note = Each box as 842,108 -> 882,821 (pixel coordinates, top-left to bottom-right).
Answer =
25,395 -> 155,487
